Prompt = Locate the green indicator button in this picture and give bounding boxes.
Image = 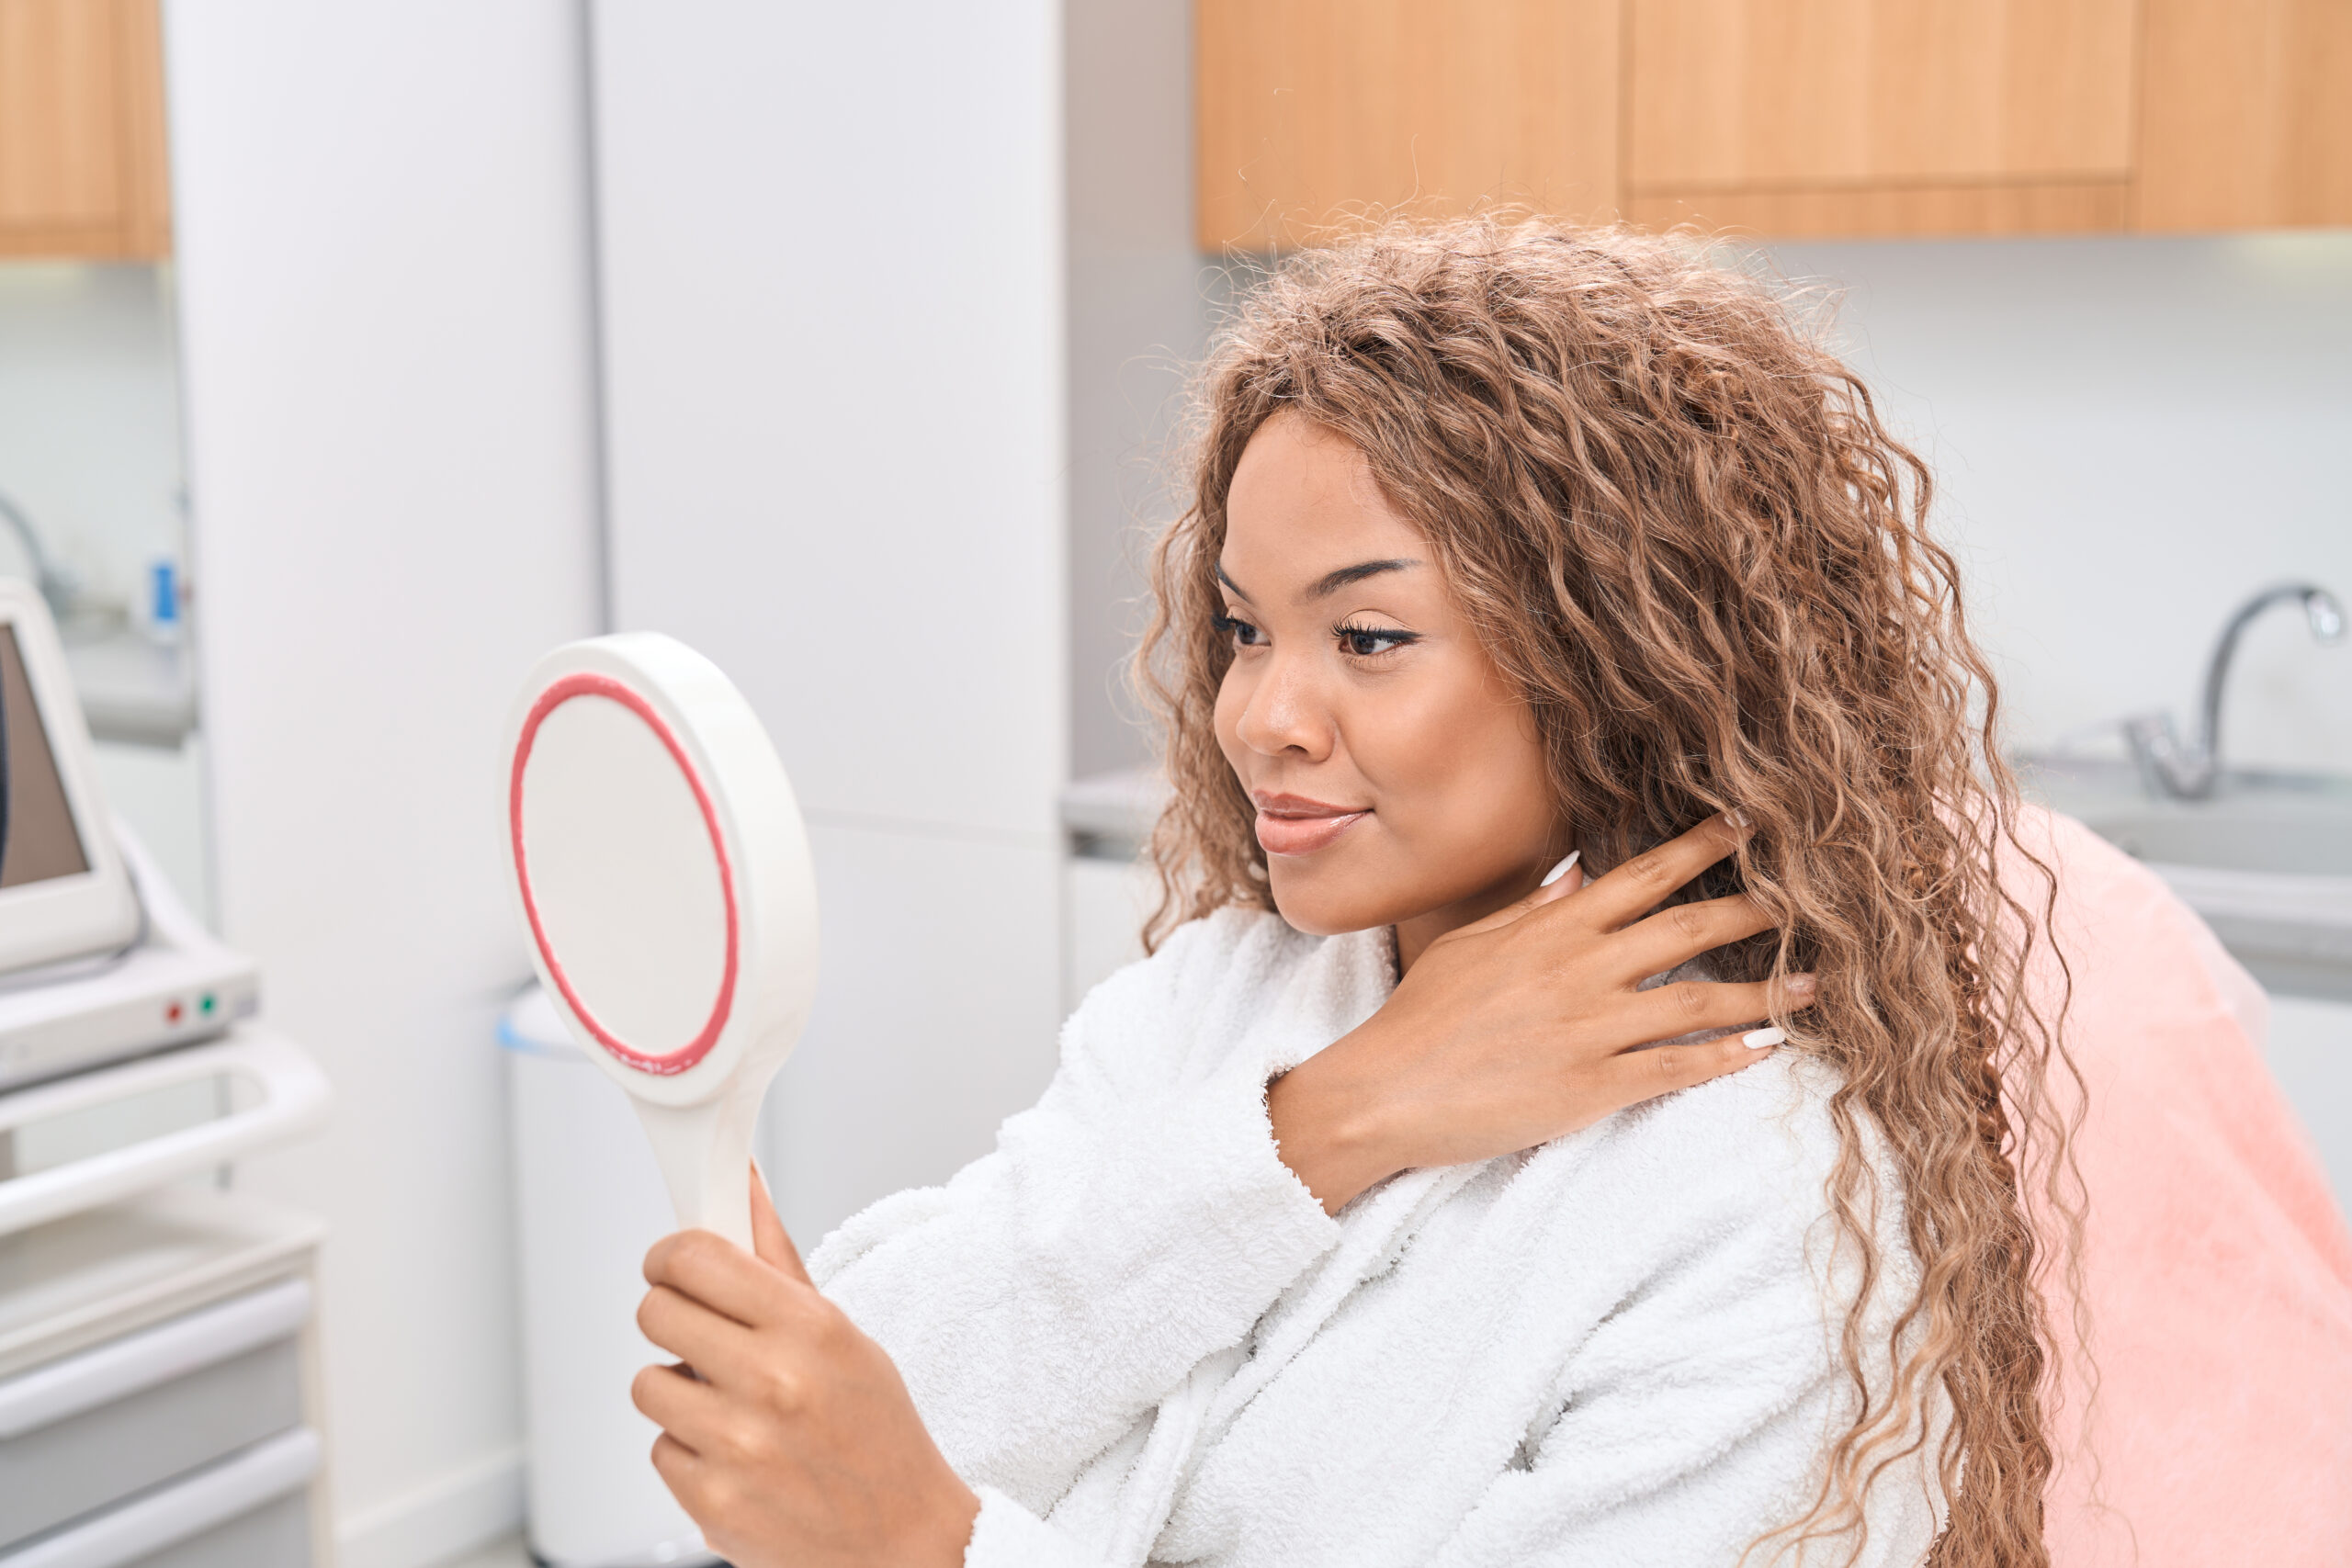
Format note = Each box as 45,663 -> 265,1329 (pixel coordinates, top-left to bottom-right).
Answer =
198,993 -> 217,1015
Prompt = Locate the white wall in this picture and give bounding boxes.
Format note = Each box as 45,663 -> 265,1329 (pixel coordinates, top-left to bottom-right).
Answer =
1065,0 -> 1207,778
164,6 -> 601,1566
0,260 -> 213,919
588,1 -> 1069,1244
91,737 -> 211,923
0,263 -> 184,615
1770,232 -> 2352,772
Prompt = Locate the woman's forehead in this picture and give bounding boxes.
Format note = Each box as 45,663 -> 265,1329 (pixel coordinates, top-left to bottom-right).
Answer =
1226,417 -> 1426,590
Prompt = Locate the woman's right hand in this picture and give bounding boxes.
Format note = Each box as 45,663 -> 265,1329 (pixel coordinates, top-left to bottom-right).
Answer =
1267,814 -> 1814,1213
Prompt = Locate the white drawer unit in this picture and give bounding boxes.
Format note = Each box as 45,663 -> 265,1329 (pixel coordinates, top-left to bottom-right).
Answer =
0,1190 -> 328,1568
0,1428 -> 319,1568
0,1279 -> 310,1548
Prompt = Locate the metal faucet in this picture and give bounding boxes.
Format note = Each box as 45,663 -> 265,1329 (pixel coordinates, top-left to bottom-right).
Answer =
2125,582 -> 2346,800
0,487 -> 76,625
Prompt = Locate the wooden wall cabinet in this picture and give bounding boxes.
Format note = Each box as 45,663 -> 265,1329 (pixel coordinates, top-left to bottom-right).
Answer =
1196,0 -> 1623,250
2135,0 -> 2352,231
0,0 -> 169,260
1198,0 -> 2352,247
1626,0 -> 2139,236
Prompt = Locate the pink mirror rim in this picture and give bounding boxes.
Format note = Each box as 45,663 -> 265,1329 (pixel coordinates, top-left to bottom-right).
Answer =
509,671 -> 741,1076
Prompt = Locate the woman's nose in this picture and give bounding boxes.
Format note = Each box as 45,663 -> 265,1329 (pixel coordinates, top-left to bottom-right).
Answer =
1235,654 -> 1333,760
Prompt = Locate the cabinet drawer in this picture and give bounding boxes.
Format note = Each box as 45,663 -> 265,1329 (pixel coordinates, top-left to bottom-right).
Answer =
1,1427 -> 317,1568
118,1486 -> 309,1568
0,1280 -> 308,1549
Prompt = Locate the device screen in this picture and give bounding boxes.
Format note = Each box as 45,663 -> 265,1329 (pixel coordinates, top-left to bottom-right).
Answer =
0,623 -> 91,887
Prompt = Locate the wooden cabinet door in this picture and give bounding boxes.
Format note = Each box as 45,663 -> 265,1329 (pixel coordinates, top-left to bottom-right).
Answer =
2137,0 -> 2352,231
0,0 -> 169,259
1195,0 -> 1621,252
1192,0 -> 2346,246
1627,0 -> 2142,237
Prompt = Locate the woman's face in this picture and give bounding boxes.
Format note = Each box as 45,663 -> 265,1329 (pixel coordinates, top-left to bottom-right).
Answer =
1214,414 -> 1562,964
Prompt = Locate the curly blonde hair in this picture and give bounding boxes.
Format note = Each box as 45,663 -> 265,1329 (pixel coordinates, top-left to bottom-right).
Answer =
1134,219 -> 2077,1566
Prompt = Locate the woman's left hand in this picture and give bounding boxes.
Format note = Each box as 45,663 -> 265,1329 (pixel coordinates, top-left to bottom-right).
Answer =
632,1172 -> 981,1568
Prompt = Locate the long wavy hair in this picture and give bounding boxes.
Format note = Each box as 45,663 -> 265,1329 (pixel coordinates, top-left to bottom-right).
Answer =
1134,219 -> 2077,1566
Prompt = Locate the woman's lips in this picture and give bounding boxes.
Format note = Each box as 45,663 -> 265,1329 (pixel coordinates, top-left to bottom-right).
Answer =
1253,795 -> 1370,857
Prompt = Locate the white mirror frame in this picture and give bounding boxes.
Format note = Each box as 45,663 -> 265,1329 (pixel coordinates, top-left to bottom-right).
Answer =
503,633 -> 819,1245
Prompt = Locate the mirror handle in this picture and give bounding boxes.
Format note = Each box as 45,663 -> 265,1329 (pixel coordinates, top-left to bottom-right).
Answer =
635,1094 -> 760,1252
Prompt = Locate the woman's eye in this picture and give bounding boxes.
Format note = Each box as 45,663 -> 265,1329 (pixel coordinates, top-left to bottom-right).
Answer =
1213,613 -> 1266,648
1336,624 -> 1413,657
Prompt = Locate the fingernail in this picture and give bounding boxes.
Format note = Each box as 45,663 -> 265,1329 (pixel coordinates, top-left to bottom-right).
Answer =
1743,1026 -> 1786,1050
1725,809 -> 1753,830
1784,973 -> 1816,997
1540,850 -> 1581,887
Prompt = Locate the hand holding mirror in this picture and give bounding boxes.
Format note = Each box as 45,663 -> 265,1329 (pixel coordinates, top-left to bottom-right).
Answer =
502,633 -> 819,1251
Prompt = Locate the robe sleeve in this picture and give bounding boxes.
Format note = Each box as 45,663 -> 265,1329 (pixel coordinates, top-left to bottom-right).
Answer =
959,1487 -> 1102,1568
808,918 -> 1344,1519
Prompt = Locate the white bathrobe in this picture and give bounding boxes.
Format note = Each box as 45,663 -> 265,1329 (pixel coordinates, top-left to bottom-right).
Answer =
810,907 -> 1941,1567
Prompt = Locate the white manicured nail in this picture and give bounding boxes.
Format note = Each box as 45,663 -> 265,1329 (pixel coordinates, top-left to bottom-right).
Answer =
1743,1026 -> 1786,1050
1540,851 -> 1581,887
1726,808 -> 1753,829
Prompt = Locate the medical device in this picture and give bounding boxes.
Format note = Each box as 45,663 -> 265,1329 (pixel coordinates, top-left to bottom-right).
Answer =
0,576 -> 141,971
502,633 -> 820,1250
0,819 -> 262,1094
0,579 -> 259,1092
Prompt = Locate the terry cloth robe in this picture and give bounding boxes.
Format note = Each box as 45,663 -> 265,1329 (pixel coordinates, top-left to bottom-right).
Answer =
810,907 -> 1942,1568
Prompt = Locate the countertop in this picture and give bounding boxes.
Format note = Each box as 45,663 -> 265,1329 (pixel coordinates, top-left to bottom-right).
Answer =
60,628 -> 195,749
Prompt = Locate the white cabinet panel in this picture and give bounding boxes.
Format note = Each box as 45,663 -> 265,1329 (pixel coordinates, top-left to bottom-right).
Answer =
593,1 -> 1072,1254
590,0 -> 1067,840
758,823 -> 1064,1247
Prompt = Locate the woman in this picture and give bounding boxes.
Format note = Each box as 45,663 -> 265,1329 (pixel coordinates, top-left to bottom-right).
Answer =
629,221 -> 2071,1568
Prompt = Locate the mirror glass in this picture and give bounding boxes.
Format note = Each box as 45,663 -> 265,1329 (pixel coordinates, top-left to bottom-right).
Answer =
516,690 -> 731,1061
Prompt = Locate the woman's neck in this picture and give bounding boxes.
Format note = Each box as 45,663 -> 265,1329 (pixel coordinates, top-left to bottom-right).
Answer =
1392,868 -> 1548,973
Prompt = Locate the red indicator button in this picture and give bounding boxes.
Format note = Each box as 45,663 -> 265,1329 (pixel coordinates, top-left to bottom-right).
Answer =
165,1000 -> 184,1024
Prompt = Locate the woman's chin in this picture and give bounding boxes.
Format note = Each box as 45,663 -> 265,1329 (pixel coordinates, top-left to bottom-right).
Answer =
1268,868 -> 1406,939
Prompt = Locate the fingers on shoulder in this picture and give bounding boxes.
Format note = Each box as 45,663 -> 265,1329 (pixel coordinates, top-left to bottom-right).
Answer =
1629,975 -> 1787,1041
1614,1030 -> 1777,1101
1583,814 -> 1748,925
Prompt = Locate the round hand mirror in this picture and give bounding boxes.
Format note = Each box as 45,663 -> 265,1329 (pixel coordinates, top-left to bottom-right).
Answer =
502,633 -> 820,1249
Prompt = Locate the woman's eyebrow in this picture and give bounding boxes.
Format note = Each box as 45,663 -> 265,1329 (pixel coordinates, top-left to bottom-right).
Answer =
1306,558 -> 1418,602
1215,557 -> 1420,604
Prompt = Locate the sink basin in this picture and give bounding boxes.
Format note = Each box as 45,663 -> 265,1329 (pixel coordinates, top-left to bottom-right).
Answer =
2022,758 -> 2352,1001
2087,798 -> 2352,878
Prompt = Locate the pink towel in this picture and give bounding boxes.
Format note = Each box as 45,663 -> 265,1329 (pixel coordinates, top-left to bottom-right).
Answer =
2008,809 -> 2352,1563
